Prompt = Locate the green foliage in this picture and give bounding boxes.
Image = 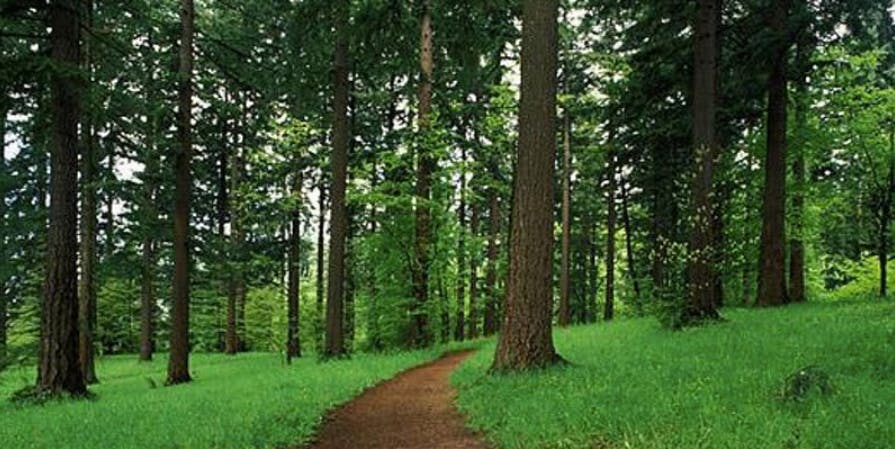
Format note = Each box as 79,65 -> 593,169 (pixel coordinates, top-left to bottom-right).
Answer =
454,302 -> 895,449
0,349 -> 462,449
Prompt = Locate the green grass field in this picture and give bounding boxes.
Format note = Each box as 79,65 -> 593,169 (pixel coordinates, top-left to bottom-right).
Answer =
454,301 -> 895,449
0,347 -> 469,449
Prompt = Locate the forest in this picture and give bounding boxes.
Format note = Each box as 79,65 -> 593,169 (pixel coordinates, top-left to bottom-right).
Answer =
1,0 -> 894,448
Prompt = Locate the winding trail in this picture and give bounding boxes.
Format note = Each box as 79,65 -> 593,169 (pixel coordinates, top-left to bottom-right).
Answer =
305,351 -> 490,449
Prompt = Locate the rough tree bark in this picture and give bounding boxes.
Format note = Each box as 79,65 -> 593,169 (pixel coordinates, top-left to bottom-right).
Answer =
685,0 -> 721,322
77,0 -> 98,384
757,0 -> 791,307
559,113 -> 572,327
410,0 -> 435,348
324,0 -> 350,358
287,169 -> 302,362
167,0 -> 194,385
39,0 -> 86,396
491,0 -> 562,372
789,45 -> 810,304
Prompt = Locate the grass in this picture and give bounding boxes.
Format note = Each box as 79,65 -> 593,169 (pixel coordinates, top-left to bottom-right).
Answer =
0,341 -> 481,449
454,301 -> 895,449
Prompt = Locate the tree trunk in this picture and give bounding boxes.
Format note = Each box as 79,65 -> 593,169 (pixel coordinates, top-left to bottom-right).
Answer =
0,106 -> 6,360
455,145 -> 467,341
468,204 -> 480,339
225,133 -> 244,355
492,0 -> 562,372
287,169 -> 302,362
77,0 -> 98,384
685,0 -> 721,321
757,0 -> 791,307
315,180 -> 326,352
605,149 -> 617,322
139,33 -> 158,362
40,0 -> 86,396
410,0 -> 435,348
559,113 -> 572,327
483,184 -> 501,336
587,220 -> 598,322
324,0 -> 350,358
167,0 -> 194,385
621,183 -> 641,303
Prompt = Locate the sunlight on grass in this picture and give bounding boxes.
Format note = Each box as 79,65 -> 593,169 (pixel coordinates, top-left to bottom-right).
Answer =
454,301 -> 895,449
0,345 -> 477,449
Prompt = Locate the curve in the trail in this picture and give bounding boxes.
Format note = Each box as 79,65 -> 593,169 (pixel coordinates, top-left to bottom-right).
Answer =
305,351 -> 490,449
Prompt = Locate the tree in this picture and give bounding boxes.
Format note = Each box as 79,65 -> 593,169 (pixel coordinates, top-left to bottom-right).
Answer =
167,0 -> 195,385
410,0 -> 435,348
38,0 -> 86,396
287,168 -> 302,362
685,0 -> 721,322
604,146 -> 616,322
324,0 -> 350,358
757,0 -> 791,307
558,113 -> 572,327
491,0 -> 562,372
78,0 -> 98,384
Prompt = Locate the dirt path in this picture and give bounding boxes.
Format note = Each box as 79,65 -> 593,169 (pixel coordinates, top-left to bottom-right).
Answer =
305,351 -> 490,449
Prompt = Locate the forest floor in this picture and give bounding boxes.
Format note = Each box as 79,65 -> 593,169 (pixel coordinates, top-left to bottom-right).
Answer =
455,300 -> 895,449
0,343 -> 480,449
305,350 -> 489,449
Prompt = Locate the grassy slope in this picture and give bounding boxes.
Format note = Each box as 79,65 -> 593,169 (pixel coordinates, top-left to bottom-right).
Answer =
454,301 -> 895,449
0,346 -> 469,449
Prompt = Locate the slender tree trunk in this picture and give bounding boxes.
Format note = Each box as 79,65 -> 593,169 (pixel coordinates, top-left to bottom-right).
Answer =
411,0 -> 435,348
789,67 -> 808,303
605,149 -> 617,322
621,183 -> 641,302
587,220 -> 598,322
468,204 -> 480,339
105,148 -> 114,259
685,0 -> 721,321
559,113 -> 572,327
77,0 -> 98,384
492,0 -> 562,372
40,0 -> 86,396
315,180 -> 326,352
757,0 -> 791,307
0,106 -> 6,360
484,180 -> 501,336
455,146 -> 467,341
139,34 -> 158,362
225,135 -> 244,355
881,140 -> 895,298
287,169 -> 302,362
167,0 -> 194,385
345,208 -> 357,350
324,0 -> 350,358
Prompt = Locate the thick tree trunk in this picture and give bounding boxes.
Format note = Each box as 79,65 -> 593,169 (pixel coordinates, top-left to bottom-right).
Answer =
492,0 -> 561,372
315,181 -> 326,351
77,0 -> 98,384
410,0 -> 435,348
468,204 -> 480,339
788,101 -> 806,303
167,0 -> 194,385
483,185 -> 501,336
605,149 -> 617,322
685,0 -> 721,322
287,170 -> 302,362
757,0 -> 791,307
324,0 -> 350,358
559,113 -> 572,327
40,0 -> 86,396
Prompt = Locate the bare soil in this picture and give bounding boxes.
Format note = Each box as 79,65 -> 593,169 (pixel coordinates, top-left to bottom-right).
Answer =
305,351 -> 490,449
